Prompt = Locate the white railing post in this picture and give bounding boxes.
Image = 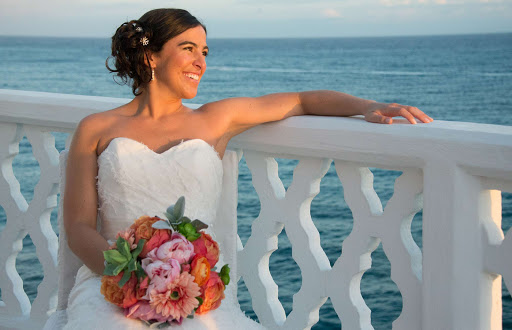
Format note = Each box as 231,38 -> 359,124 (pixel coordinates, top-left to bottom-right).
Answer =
422,161 -> 502,330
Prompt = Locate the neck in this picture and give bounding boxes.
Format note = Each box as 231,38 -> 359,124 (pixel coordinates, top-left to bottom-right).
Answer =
133,85 -> 185,119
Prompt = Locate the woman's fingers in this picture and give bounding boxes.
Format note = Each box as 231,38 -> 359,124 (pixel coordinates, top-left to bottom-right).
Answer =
408,106 -> 434,123
365,111 -> 392,124
364,103 -> 434,125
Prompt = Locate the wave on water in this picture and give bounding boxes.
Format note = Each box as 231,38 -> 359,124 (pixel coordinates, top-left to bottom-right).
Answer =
208,65 -> 309,73
209,66 -> 443,76
209,66 -> 512,78
368,70 -> 441,76
478,72 -> 512,77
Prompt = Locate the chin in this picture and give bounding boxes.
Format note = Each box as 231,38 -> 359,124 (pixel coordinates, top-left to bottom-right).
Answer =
182,91 -> 198,99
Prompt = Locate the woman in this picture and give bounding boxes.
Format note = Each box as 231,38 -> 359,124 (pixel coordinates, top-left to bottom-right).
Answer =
62,8 -> 432,329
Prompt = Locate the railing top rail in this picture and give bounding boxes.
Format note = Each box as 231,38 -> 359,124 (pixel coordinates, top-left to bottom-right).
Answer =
1,89 -> 511,178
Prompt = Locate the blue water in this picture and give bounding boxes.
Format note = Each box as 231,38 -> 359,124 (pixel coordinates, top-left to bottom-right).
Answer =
0,33 -> 511,329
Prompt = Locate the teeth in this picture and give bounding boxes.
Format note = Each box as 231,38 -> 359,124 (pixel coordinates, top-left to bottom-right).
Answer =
184,73 -> 199,80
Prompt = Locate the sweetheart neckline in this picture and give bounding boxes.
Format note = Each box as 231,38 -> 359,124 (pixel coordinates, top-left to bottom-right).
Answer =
97,137 -> 223,162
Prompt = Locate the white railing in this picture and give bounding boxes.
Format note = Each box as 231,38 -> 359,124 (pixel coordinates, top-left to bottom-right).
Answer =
0,89 -> 511,330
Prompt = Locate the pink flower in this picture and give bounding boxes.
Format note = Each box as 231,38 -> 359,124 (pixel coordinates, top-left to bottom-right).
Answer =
156,232 -> 195,264
141,259 -> 181,295
114,228 -> 137,250
125,301 -> 168,323
181,263 -> 191,273
149,272 -> 201,320
192,232 -> 220,268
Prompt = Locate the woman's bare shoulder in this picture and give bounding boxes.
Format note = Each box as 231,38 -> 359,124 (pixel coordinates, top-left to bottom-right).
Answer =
72,105 -> 132,154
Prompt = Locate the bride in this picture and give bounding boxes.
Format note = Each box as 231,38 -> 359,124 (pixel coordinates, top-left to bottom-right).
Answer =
61,8 -> 432,329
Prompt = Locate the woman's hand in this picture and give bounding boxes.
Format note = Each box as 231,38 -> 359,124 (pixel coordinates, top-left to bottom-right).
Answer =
363,102 -> 433,125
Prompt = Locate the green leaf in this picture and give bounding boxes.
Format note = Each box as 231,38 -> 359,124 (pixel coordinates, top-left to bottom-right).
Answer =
177,222 -> 201,242
196,296 -> 203,306
152,220 -> 173,230
117,237 -> 132,260
220,274 -> 230,286
131,239 -> 145,259
179,216 -> 192,224
103,250 -> 128,265
118,270 -> 132,288
173,196 -> 185,220
103,263 -> 118,276
112,261 -> 128,276
126,258 -> 137,273
220,264 -> 230,285
164,211 -> 176,222
191,219 -> 208,231
135,261 -> 147,280
187,232 -> 201,242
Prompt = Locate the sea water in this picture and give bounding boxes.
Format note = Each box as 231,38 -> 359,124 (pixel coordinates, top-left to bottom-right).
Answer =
0,33 -> 511,329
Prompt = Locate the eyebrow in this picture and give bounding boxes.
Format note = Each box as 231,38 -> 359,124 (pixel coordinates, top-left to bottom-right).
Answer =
177,41 -> 209,52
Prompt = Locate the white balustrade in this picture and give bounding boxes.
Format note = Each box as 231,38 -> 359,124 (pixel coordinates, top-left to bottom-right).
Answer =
0,89 -> 511,329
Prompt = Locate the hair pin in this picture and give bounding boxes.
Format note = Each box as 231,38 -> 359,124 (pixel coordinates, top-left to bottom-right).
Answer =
140,37 -> 149,46
135,26 -> 143,32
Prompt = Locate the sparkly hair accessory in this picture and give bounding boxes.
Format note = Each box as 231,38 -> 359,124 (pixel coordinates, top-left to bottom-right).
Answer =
135,26 -> 143,32
140,36 -> 149,46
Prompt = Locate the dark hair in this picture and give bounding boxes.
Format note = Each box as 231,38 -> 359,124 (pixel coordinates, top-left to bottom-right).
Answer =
106,8 -> 206,96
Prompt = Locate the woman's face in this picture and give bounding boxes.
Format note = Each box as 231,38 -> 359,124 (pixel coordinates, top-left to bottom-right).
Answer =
152,25 -> 208,99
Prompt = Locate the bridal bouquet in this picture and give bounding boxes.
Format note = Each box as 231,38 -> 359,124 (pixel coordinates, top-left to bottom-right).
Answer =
100,196 -> 230,326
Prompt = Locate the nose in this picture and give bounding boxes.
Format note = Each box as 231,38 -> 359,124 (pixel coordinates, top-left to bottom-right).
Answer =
193,52 -> 206,73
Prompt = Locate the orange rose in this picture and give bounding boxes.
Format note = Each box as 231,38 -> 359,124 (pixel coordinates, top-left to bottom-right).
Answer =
100,272 -> 139,308
190,256 -> 210,287
195,272 -> 225,315
192,233 -> 220,268
101,274 -> 124,307
130,216 -> 160,242
130,216 -> 171,258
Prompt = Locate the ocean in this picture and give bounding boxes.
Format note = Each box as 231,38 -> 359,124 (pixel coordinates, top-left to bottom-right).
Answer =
0,33 -> 511,329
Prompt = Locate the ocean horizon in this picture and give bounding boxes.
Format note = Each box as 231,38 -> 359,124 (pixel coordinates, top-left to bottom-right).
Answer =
0,32 -> 511,328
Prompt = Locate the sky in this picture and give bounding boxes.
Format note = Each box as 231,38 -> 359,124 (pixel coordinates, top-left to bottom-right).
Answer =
0,0 -> 511,38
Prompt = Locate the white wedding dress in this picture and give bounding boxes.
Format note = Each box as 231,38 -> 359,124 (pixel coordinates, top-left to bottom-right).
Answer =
63,137 -> 264,329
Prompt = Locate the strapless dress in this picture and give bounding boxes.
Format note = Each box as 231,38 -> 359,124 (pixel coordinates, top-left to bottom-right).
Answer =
63,138 -> 264,329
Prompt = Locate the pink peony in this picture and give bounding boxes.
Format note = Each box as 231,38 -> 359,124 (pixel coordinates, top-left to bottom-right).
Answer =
141,259 -> 181,295
192,232 -> 220,268
149,272 -> 201,320
156,232 -> 195,264
125,301 -> 168,323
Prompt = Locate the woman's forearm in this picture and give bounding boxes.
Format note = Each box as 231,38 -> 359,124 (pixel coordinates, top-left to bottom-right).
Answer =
67,223 -> 110,275
298,90 -> 375,117
298,90 -> 432,124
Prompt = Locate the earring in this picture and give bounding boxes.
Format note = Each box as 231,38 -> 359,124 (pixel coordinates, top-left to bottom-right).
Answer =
151,68 -> 155,81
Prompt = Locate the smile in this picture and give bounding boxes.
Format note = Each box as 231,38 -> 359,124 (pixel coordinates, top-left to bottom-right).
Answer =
184,73 -> 199,81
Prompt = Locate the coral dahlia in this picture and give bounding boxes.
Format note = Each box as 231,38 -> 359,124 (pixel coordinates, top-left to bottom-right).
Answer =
149,272 -> 201,320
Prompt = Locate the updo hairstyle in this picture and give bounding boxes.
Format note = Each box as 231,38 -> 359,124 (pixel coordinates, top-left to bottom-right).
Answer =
106,8 -> 206,96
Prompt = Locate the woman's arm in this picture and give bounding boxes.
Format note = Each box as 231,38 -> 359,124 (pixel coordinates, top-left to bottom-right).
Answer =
63,115 -> 109,275
201,90 -> 433,139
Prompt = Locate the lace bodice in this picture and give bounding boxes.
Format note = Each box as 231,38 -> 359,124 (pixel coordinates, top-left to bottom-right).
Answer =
96,137 -> 223,241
